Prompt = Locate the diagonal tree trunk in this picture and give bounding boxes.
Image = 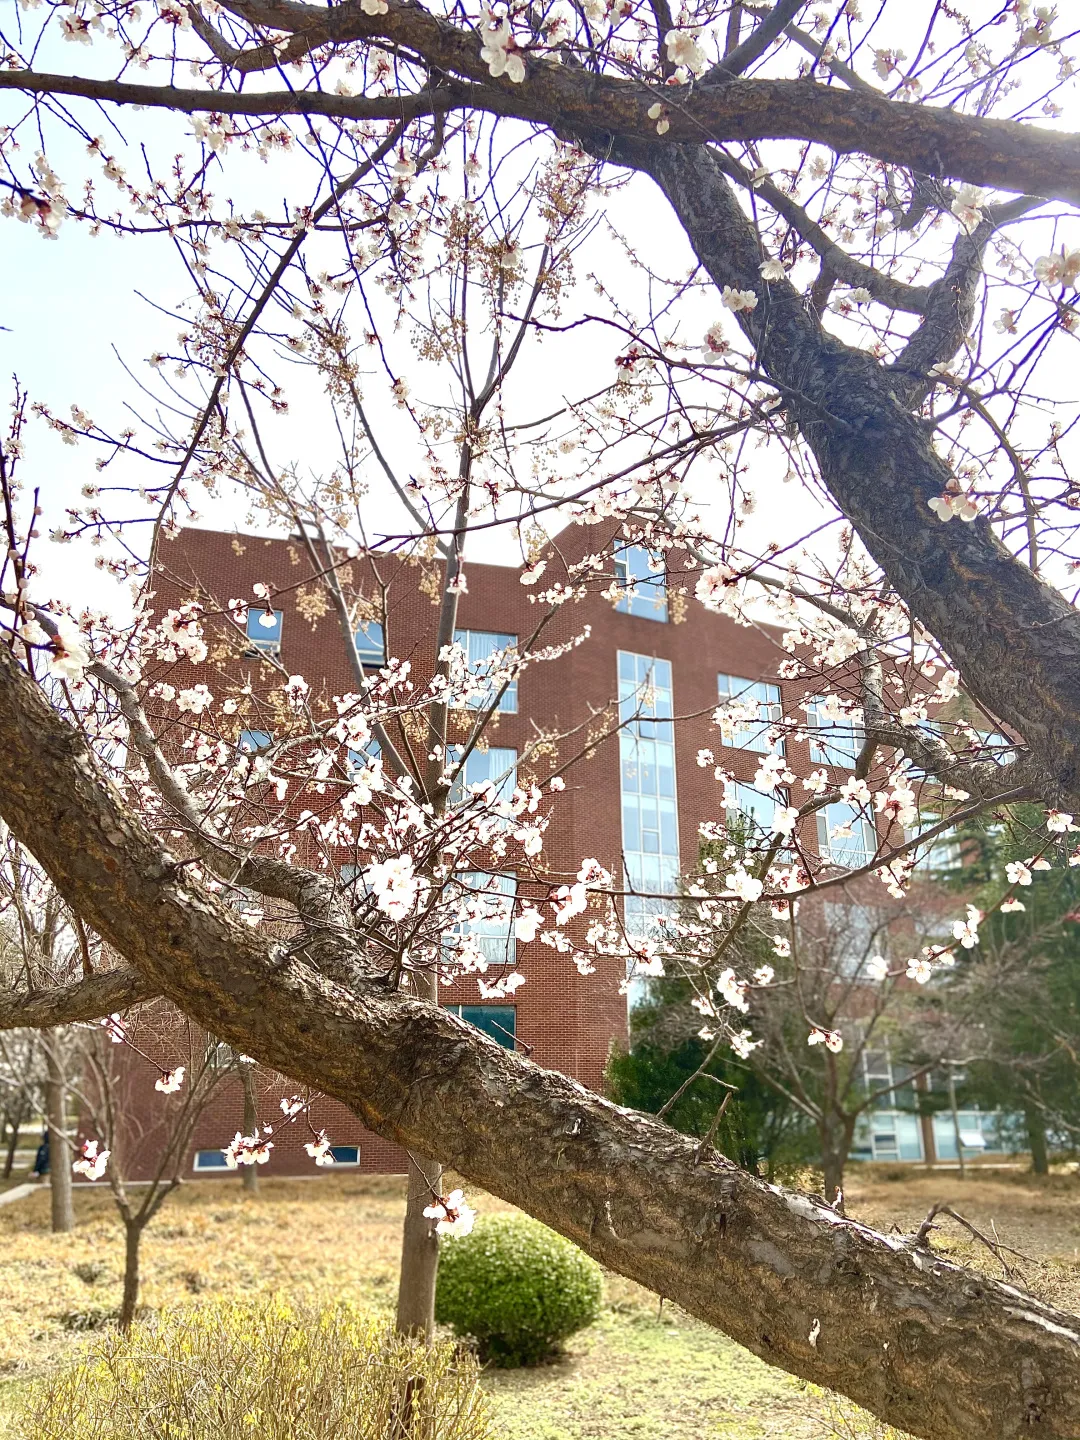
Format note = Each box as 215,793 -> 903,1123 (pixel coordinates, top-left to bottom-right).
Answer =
0,649 -> 1078,1439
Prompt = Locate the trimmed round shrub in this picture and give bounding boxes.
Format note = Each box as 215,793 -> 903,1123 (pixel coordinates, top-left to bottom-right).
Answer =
435,1213 -> 603,1366
14,1298 -> 494,1440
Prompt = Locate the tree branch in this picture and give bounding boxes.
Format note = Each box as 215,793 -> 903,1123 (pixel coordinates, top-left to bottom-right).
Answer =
0,969 -> 156,1030
3,60 -> 1080,204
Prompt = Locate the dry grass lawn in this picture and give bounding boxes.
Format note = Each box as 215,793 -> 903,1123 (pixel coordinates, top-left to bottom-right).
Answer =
0,1163 -> 1078,1438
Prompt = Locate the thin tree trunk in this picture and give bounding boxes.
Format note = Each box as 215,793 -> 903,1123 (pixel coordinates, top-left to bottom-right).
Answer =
820,1118 -> 849,1211
1,1106 -> 18,1178
119,1220 -> 142,1331
395,971 -> 442,1339
1025,1104 -> 1049,1176
948,1070 -> 966,1180
46,1036 -> 74,1232
241,1065 -> 259,1196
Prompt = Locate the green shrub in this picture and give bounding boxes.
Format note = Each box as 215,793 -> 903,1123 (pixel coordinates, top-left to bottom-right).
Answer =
435,1214 -> 603,1367
14,1297 -> 493,1440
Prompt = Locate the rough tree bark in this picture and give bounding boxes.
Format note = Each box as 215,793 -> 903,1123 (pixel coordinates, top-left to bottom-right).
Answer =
45,1032 -> 74,1233
631,141 -> 1080,808
0,651 -> 1078,1438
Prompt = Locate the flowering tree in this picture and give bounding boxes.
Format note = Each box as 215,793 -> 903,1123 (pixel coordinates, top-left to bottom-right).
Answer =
71,1007 -> 252,1329
3,0 -> 1080,1435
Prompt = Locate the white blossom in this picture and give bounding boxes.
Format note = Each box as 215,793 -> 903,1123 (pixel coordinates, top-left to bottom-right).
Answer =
423,1188 -> 476,1236
73,1138 -> 110,1180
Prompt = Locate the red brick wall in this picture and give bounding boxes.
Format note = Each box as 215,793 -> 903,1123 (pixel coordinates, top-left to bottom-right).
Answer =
128,521 -> 847,1178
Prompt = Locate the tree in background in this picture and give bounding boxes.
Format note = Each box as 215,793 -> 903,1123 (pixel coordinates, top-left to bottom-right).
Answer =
72,1009 -> 246,1330
608,976 -> 815,1179
933,802 -> 1080,1174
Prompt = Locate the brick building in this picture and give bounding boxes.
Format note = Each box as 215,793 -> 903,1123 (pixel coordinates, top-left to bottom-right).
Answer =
126,521 -> 925,1178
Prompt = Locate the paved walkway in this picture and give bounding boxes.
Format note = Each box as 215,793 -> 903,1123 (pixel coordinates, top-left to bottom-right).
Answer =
0,1182 -> 38,1207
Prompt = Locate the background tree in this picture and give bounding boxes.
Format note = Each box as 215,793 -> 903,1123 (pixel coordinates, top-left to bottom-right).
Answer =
71,1009 -> 247,1330
607,976 -> 815,1179
935,802 -> 1080,1174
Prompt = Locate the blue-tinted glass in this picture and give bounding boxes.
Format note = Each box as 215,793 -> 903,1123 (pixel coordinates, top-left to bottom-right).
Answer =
615,545 -> 668,622
246,608 -> 283,650
348,737 -> 382,771
329,1146 -> 360,1164
621,795 -> 640,850
816,803 -> 876,867
454,630 -> 518,713
355,621 -> 385,666
195,1150 -> 231,1170
451,1005 -> 516,1049
618,651 -> 679,944
449,746 -> 517,807
717,676 -> 783,756
453,873 -> 517,967
239,729 -> 272,753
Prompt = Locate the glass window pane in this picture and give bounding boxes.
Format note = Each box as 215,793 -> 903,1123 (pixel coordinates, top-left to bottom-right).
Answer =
354,621 -> 385,666
615,545 -> 668,622
451,872 -> 517,967
805,699 -> 862,768
618,652 -> 679,945
246,608 -> 283,651
449,746 -> 517,808
717,676 -> 784,755
454,630 -> 518,713
450,1005 -> 517,1049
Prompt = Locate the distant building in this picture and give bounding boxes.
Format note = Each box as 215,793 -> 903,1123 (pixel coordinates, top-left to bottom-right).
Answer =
115,522 -> 993,1176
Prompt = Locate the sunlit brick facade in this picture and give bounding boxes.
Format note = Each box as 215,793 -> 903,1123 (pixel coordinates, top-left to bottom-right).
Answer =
130,520 -> 868,1178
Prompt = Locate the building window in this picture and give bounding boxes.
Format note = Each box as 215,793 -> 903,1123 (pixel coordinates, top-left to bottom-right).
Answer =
246,608 -> 283,654
618,652 -> 679,937
348,737 -> 382,773
805,700 -> 863,769
716,676 -> 784,755
454,629 -> 518,713
354,620 -> 385,667
816,802 -> 878,868
614,545 -> 668,622
205,1038 -> 236,1068
449,746 -> 518,808
449,873 -> 517,967
447,1004 -> 517,1049
193,1149 -> 233,1172
239,729 -> 272,754
725,781 -> 786,838
329,1145 -> 360,1166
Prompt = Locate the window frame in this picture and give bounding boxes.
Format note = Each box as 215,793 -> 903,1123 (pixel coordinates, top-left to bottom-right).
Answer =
193,1149 -> 233,1172
805,699 -> 864,770
815,801 -> 879,869
449,872 -> 518,968
354,620 -> 386,667
446,1004 -> 518,1049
